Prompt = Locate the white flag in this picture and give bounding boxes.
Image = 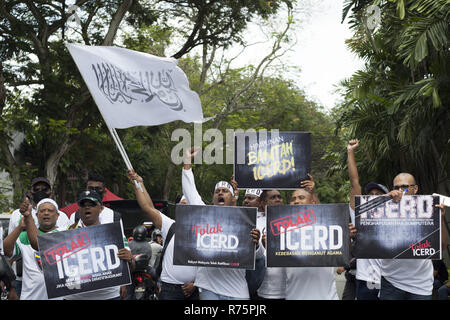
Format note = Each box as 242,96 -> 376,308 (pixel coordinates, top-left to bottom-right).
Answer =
66,43 -> 207,129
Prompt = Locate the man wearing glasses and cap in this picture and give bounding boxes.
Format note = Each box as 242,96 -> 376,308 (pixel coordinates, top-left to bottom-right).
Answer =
64,190 -> 133,300
7,177 -> 71,298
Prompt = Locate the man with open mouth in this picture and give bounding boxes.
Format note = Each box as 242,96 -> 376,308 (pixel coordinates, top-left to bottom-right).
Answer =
182,147 -> 263,300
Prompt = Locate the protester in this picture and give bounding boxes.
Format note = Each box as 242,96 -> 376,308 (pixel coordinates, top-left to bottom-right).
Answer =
438,282 -> 450,300
67,172 -> 122,223
3,198 -> 63,300
63,190 -> 133,300
252,189 -> 286,300
127,169 -> 199,300
379,173 -> 448,300
347,139 -> 387,300
282,179 -> 349,300
182,146 -> 262,300
7,177 -> 70,297
432,260 -> 448,299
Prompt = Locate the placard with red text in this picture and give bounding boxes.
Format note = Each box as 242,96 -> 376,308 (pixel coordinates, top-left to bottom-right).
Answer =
354,195 -> 441,259
38,222 -> 131,299
266,204 -> 350,267
173,205 -> 257,269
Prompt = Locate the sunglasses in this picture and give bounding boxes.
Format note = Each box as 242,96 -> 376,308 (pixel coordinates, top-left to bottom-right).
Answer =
393,184 -> 415,190
79,201 -> 98,208
32,186 -> 49,193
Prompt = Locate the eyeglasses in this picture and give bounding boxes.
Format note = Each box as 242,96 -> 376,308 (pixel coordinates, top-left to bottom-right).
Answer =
393,184 -> 415,190
32,186 -> 49,193
79,201 -> 98,208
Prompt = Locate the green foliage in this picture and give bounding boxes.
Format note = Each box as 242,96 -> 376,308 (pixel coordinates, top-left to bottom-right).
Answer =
336,0 -> 450,195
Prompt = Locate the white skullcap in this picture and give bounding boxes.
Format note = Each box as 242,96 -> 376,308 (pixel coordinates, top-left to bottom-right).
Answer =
36,198 -> 59,211
214,181 -> 234,196
245,189 -> 263,197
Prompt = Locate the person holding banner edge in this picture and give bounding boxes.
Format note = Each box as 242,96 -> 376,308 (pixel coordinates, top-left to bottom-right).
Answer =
347,138 -> 387,300
378,173 -> 448,300
182,146 -> 263,300
127,169 -> 199,300
282,178 -> 348,300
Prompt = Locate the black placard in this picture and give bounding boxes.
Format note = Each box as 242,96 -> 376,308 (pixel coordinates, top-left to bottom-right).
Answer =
266,204 -> 350,267
38,222 -> 131,299
173,205 -> 257,269
234,131 -> 311,189
354,195 -> 441,259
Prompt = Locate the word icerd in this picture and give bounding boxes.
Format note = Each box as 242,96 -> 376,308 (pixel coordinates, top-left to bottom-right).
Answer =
360,195 -> 434,219
192,223 -> 239,250
279,225 -> 343,251
248,141 -> 296,181
56,245 -> 120,280
409,240 -> 436,257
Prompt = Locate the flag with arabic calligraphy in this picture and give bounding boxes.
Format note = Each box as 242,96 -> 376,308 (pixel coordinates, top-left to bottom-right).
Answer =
66,43 -> 206,129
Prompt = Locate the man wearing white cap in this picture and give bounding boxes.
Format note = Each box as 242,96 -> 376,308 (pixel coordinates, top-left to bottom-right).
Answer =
182,147 -> 263,300
3,198 -> 64,300
7,177 -> 71,298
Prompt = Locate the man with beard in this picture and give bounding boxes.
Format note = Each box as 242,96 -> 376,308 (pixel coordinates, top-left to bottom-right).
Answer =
182,147 -> 262,300
7,177 -> 70,297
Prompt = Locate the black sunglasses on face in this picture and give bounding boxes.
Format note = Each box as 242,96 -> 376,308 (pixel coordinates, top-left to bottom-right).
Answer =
393,184 -> 415,190
79,201 -> 98,208
32,186 -> 49,193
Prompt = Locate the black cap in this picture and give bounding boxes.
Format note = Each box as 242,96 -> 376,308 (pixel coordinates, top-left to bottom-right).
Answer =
31,177 -> 51,188
365,182 -> 389,194
77,190 -> 103,205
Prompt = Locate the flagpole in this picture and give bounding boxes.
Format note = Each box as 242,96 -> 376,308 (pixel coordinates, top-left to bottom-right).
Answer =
107,126 -> 144,192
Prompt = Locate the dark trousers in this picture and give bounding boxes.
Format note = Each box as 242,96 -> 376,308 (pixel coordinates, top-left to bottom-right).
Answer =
356,279 -> 379,300
380,276 -> 432,300
158,281 -> 199,300
341,272 -> 356,300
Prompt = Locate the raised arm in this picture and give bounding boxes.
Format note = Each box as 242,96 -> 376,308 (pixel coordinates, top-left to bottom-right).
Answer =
3,199 -> 35,255
347,139 -> 362,210
182,146 -> 205,205
301,173 -> 320,204
127,169 -> 163,230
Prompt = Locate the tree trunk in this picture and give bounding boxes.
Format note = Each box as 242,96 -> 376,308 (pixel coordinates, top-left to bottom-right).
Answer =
162,162 -> 175,201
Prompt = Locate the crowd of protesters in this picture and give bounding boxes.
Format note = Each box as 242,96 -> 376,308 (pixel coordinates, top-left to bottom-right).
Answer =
0,140 -> 449,300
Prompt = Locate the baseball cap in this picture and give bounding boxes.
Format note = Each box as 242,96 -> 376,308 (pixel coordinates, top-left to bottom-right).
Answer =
31,177 -> 51,188
365,182 -> 389,194
77,190 -> 103,205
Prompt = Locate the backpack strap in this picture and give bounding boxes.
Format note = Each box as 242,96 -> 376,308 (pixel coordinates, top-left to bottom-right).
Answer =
155,222 -> 176,279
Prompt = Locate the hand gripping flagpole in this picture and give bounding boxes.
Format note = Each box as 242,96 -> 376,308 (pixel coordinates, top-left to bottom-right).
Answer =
107,125 -> 143,192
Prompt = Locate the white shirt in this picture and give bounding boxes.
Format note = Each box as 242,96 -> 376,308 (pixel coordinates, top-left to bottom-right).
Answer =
182,168 -> 262,299
159,214 -> 198,285
8,207 -> 71,281
380,259 -> 433,296
13,228 -> 65,300
256,211 -> 286,299
284,267 -> 338,300
350,206 -> 382,283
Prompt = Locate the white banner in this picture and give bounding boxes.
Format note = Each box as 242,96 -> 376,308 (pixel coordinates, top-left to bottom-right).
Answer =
66,43 -> 206,129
